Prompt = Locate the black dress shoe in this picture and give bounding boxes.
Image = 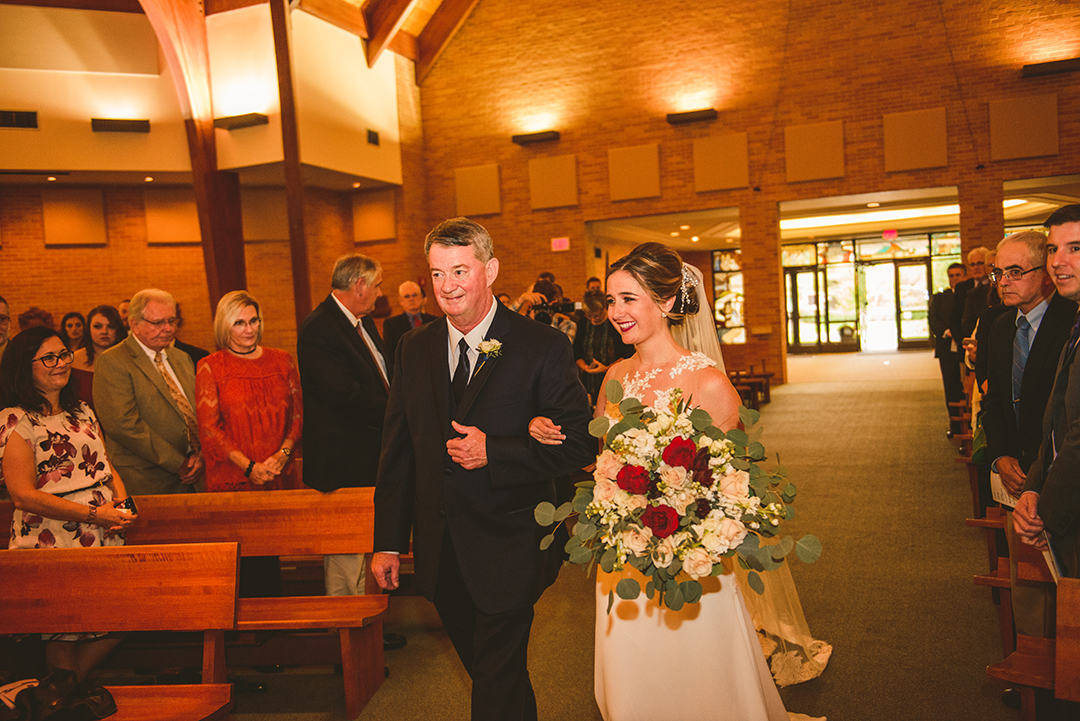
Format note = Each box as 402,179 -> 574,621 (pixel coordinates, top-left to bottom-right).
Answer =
1001,688 -> 1021,709
384,632 -> 407,651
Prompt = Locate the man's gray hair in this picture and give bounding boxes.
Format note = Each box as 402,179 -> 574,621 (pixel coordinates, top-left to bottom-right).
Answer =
331,254 -> 381,291
423,217 -> 494,263
967,246 -> 991,262
128,289 -> 176,323
998,230 -> 1049,268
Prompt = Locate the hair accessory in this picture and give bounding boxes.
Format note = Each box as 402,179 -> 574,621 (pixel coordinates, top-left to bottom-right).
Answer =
680,263 -> 699,307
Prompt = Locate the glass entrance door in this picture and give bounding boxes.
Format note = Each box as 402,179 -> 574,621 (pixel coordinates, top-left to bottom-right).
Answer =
859,262 -> 897,350
897,261 -> 931,349
786,269 -> 820,349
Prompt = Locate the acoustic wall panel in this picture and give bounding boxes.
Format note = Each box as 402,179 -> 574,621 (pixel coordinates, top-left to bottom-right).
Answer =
352,188 -> 397,243
883,107 -> 947,172
241,188 -> 289,241
145,188 -> 200,244
529,154 -> 578,210
989,94 -> 1058,161
42,188 -> 106,246
784,121 -> 844,183
455,164 -> 501,216
694,133 -> 749,192
608,144 -> 660,201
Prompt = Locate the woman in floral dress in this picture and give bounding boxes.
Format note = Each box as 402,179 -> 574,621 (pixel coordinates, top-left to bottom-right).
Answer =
0,326 -> 136,679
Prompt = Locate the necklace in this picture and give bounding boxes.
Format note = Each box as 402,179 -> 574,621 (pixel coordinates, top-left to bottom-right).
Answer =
229,345 -> 258,356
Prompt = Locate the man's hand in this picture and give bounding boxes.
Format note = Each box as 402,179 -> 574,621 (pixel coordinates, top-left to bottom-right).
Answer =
178,452 -> 204,484
448,421 -> 488,469
996,456 -> 1027,496
371,552 -> 400,591
1014,491 -> 1048,549
529,416 -> 565,446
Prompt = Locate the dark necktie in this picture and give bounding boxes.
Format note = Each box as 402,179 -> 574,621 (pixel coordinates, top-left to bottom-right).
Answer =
1012,316 -> 1030,424
452,338 -> 471,404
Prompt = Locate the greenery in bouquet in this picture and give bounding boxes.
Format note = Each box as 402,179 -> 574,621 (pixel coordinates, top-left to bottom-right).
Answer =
535,378 -> 821,612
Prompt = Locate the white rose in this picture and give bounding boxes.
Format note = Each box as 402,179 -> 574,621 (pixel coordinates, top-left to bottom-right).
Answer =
683,548 -> 713,579
621,526 -> 653,556
595,449 -> 623,480
593,478 -> 618,504
658,464 -> 687,489
652,537 -> 676,568
626,494 -> 648,512
717,517 -> 748,547
720,470 -> 750,500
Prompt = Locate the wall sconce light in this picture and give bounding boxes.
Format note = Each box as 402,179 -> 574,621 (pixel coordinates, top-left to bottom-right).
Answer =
213,113 -> 269,130
666,109 -> 718,125
512,130 -> 560,145
1022,57 -> 1080,78
91,118 -> 150,133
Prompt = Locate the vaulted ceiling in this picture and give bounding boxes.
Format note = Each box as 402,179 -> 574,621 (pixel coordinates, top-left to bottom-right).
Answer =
0,0 -> 476,83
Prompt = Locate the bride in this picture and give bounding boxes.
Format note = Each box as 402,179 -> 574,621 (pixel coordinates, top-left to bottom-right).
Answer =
532,243 -> 822,720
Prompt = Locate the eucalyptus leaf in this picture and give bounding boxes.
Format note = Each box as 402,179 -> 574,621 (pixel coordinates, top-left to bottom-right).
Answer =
748,441 -> 766,460
744,551 -> 765,572
711,562 -> 727,576
749,476 -> 769,497
747,570 -> 765,595
576,521 -> 598,540
645,580 -> 655,599
606,379 -> 625,404
534,502 -> 555,526
704,426 -> 724,440
553,502 -> 573,523
747,425 -> 764,443
689,408 -> 713,431
667,558 -> 683,577
539,533 -> 554,550
618,398 -> 645,417
681,580 -> 703,605
569,546 -> 593,565
738,406 -> 760,427
726,428 -> 749,447
731,458 -> 751,471
753,547 -> 782,571
573,493 -> 592,514
607,590 -> 614,615
776,465 -> 788,477
616,578 -> 641,600
783,483 -> 797,499
665,584 -> 685,611
564,535 -> 583,553
795,535 -> 823,564
588,416 -> 611,438
785,505 -> 796,521
600,548 -> 617,573
736,534 -> 760,556
737,556 -> 751,570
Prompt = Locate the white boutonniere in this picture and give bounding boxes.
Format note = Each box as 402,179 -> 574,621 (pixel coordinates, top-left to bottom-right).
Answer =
477,339 -> 502,358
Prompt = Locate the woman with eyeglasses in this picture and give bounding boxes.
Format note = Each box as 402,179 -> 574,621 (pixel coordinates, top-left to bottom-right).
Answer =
195,291 -> 302,596
0,327 -> 136,677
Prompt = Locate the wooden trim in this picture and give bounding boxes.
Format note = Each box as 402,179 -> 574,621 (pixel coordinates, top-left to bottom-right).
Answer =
270,0 -> 313,327
205,0 -> 265,16
363,0 -> 419,67
414,0 -> 478,84
0,0 -> 143,13
388,29 -> 417,60
296,0 -> 367,37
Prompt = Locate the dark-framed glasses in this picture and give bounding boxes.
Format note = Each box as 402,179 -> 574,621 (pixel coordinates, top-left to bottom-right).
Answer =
989,266 -> 1044,283
34,350 -> 75,368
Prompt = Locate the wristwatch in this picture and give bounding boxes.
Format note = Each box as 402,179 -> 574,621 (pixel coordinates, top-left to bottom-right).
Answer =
280,447 -> 291,456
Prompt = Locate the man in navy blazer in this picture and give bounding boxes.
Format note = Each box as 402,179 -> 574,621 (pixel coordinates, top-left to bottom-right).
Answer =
372,218 -> 593,720
382,280 -> 437,368
298,253 -> 390,595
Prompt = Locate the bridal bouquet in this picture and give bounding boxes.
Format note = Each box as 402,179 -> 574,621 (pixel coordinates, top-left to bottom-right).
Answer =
535,379 -> 821,612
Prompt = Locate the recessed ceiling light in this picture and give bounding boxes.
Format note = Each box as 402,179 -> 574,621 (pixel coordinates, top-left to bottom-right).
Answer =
680,225 -> 690,230
670,231 -> 679,237
352,182 -> 361,188
46,176 -> 57,182
867,202 -> 880,208
691,236 -> 699,241
144,176 -> 154,182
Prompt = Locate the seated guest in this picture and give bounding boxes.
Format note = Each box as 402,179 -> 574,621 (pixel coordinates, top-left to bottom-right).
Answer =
172,302 -> 210,366
58,312 -> 86,353
0,326 -> 137,680
18,307 -> 54,332
196,291 -> 302,596
382,281 -> 436,368
574,289 -> 633,406
71,305 -> 127,409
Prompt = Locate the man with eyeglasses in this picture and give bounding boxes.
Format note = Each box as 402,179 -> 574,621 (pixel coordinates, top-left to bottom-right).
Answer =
0,295 -> 10,364
982,229 -> 1076,639
382,280 -> 437,369
93,288 -> 203,495
1017,205 -> 1080,581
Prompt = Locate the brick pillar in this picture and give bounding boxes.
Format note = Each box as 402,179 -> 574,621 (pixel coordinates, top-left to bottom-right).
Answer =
958,174 -> 1005,255
740,196 -> 786,383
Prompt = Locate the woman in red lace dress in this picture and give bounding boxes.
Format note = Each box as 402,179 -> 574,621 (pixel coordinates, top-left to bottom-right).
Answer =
196,291 -> 302,596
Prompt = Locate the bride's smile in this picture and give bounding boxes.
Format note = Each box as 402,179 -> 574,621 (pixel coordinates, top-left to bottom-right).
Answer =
606,270 -> 675,348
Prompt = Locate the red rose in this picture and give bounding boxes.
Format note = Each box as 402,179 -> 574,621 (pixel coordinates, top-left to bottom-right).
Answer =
662,436 -> 697,469
692,447 -> 714,487
641,504 -> 680,538
616,465 -> 651,494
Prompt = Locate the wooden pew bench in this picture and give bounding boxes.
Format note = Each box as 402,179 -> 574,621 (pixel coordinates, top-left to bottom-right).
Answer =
0,542 -> 238,721
124,487 -> 387,720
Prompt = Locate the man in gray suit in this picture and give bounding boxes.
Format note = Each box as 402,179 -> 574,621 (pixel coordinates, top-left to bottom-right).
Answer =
93,288 -> 203,495
1015,205 -> 1080,577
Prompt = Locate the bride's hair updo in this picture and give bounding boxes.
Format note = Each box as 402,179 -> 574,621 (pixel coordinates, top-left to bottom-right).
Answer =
607,242 -> 700,326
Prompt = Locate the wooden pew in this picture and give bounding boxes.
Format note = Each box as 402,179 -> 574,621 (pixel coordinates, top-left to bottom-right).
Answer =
123,487 -> 387,720
0,542 -> 237,721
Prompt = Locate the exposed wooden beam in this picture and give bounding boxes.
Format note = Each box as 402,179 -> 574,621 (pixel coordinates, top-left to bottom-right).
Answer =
388,29 -> 416,60
138,0 -> 247,309
204,0 -> 265,16
296,0 -> 366,38
0,0 -> 143,12
270,0 -> 313,327
414,0 -> 478,84
363,0 -> 418,67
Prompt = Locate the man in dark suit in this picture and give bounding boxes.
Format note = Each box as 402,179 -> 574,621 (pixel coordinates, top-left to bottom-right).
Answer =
1016,205 -> 1080,578
382,280 -> 436,368
929,262 -> 967,435
983,230 -> 1076,634
298,253 -> 391,596
963,249 -> 998,339
952,246 -> 991,344
372,218 -> 594,721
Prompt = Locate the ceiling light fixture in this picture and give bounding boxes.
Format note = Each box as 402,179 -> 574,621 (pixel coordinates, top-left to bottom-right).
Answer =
511,130 -> 560,145
1022,57 -> 1080,78
680,225 -> 690,230
46,176 -> 57,182
670,231 -> 679,237
867,202 -> 880,208
666,108 -> 718,125
352,182 -> 362,189
213,113 -> 269,130
144,176 -> 154,183
782,198 -> 1028,231
91,118 -> 150,133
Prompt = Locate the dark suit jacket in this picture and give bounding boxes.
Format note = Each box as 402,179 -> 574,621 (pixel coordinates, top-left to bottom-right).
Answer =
950,278 -> 975,344
382,311 -> 437,369
374,302 -> 594,615
974,303 -> 1013,388
298,294 -> 391,492
93,334 -> 198,495
929,289 -> 955,358
962,282 -> 994,339
984,293 -> 1077,474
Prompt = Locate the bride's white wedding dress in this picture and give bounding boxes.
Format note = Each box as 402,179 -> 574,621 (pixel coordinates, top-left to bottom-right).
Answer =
594,353 -> 816,721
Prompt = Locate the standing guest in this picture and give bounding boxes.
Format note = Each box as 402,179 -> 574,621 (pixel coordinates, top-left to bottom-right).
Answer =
929,263 -> 967,436
586,277 -> 602,293
18,307 -> 54,332
118,299 -> 131,330
58,312 -> 86,353
513,280 -> 577,342
372,217 -> 593,721
983,230 -> 1075,643
382,281 -> 437,369
497,293 -> 512,306
93,289 -> 203,495
955,247 -> 991,341
1016,204 -> 1080,577
196,290 -> 302,597
298,254 -> 392,598
573,289 -> 633,406
172,302 -> 210,366
70,305 -> 127,409
963,249 -> 999,339
0,326 -> 136,680
0,295 -> 10,364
